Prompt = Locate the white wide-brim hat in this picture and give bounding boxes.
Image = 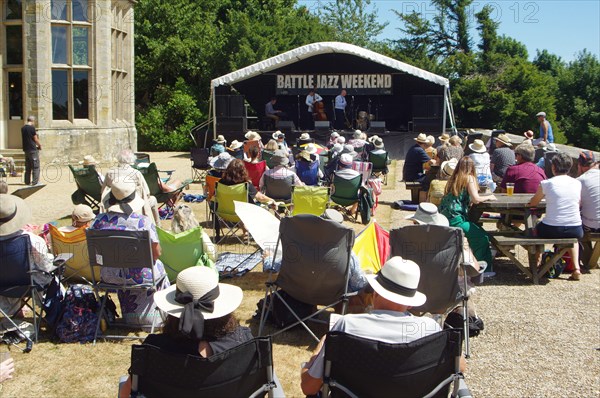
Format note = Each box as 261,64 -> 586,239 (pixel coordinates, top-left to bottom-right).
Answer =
414,133 -> 428,144
103,180 -> 145,214
367,256 -> 426,307
304,143 -> 318,154
272,131 -> 284,140
405,202 -> 449,227
495,134 -> 512,147
299,133 -> 311,141
0,194 -> 31,237
229,140 -> 243,150
441,158 -> 458,177
245,131 -> 261,141
209,152 -> 233,169
79,155 -> 98,166
154,267 -> 243,319
468,139 -> 487,153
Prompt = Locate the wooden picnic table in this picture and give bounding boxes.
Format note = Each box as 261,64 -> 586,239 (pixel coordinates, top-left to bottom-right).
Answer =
470,194 -> 576,284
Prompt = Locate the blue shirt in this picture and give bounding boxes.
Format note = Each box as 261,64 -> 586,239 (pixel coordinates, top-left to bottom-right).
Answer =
403,144 -> 430,181
334,95 -> 346,110
265,101 -> 276,116
540,121 -> 554,143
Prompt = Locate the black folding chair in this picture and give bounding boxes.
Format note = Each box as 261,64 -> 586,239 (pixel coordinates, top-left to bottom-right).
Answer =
86,229 -> 167,344
321,330 -> 471,398
0,234 -> 56,350
128,337 -> 277,398
258,215 -> 355,342
190,147 -> 210,183
389,224 -> 474,357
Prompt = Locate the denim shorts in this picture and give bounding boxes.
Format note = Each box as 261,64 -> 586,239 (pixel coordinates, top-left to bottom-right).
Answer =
536,222 -> 584,239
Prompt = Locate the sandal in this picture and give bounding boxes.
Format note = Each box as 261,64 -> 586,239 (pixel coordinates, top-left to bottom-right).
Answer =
569,270 -> 581,281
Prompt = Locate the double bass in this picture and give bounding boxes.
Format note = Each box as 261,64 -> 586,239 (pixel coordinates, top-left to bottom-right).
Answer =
313,99 -> 327,121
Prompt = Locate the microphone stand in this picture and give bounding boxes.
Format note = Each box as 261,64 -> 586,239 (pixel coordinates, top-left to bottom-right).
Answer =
296,94 -> 300,132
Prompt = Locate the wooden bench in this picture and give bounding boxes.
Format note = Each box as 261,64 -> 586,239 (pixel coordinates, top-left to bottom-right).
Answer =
582,232 -> 600,269
490,235 -> 578,284
404,181 -> 422,203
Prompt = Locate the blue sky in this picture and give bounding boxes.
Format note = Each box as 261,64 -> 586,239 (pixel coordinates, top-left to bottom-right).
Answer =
300,1 -> 600,62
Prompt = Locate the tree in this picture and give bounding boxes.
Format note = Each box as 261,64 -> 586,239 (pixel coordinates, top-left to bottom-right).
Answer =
319,0 -> 387,48
386,11 -> 435,70
533,49 -> 564,77
495,35 -> 528,59
475,5 -> 498,59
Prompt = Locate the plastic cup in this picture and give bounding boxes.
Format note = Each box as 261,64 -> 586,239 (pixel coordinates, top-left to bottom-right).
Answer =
506,183 -> 515,196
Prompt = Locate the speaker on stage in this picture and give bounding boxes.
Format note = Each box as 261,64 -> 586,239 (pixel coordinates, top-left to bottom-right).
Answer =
276,120 -> 296,134
368,121 -> 387,134
314,121 -> 330,132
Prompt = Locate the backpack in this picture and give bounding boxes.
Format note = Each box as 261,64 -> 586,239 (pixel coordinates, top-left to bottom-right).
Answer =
55,284 -> 101,343
444,311 -> 485,337
254,291 -> 316,329
543,249 -> 568,279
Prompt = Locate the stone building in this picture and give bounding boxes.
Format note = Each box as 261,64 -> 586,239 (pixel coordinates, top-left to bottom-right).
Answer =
1,0 -> 136,163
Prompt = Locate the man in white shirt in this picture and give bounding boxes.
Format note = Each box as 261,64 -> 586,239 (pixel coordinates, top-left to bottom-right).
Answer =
305,88 -> 322,129
577,150 -> 600,266
334,89 -> 347,130
300,257 -> 463,395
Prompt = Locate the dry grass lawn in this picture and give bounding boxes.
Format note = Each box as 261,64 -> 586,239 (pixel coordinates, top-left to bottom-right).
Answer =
1,152 -> 598,397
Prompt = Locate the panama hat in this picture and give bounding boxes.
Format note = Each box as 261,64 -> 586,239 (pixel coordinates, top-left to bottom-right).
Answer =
438,133 -> 450,142
0,194 -> 31,236
72,204 -> 95,223
330,132 -> 340,139
245,131 -> 261,141
214,135 -> 226,144
103,180 -> 145,215
414,133 -> 428,144
441,158 -> 458,177
229,140 -> 243,150
339,153 -> 354,167
373,137 -> 384,149
367,135 -> 380,143
154,266 -> 243,320
79,155 -> 98,166
469,139 -> 487,153
304,143 -> 318,155
405,202 -> 449,227
341,144 -> 357,158
367,256 -> 427,307
271,150 -> 290,166
544,143 -> 558,152
536,111 -> 546,117
353,130 -> 362,139
336,136 -> 346,144
299,133 -> 311,141
495,133 -> 512,147
523,130 -> 534,140
210,152 -> 233,170
272,131 -> 284,140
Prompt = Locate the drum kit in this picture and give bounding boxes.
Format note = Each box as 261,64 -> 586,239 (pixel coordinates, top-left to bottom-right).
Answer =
356,111 -> 375,131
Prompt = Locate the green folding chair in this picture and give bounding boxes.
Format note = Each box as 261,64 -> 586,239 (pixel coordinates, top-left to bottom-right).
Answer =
136,162 -> 192,209
156,226 -> 215,282
213,182 -> 249,245
68,165 -> 103,211
330,174 -> 362,222
291,186 -> 330,216
368,150 -> 390,185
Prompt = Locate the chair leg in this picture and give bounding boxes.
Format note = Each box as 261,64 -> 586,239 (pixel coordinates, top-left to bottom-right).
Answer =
93,294 -> 108,345
30,292 -> 38,343
258,286 -> 274,337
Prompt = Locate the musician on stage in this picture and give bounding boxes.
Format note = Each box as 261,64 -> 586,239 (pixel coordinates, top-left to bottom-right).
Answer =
265,97 -> 286,123
305,88 -> 323,129
334,89 -> 347,130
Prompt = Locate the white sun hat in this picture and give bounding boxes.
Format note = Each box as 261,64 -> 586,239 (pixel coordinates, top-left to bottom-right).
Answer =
367,256 -> 427,307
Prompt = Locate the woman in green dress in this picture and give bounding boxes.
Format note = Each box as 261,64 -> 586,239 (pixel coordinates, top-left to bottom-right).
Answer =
440,156 -> 497,273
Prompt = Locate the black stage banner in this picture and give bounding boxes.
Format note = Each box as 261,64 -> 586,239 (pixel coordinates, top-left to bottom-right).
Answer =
275,74 -> 393,95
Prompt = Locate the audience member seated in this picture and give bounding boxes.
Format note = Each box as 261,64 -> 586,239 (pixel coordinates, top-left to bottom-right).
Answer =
78,155 -> 104,185
301,257 -> 465,395
102,149 -> 159,223
536,143 -> 557,169
334,154 -> 360,180
244,131 -> 264,149
500,144 -> 546,194
171,204 -> 216,262
208,152 -> 233,178
245,145 -> 262,164
327,132 -> 340,148
227,140 -> 244,159
90,180 -> 170,327
220,159 -> 271,205
403,133 -> 437,202
118,266 -> 252,397
440,157 -> 497,275
423,135 -> 437,171
522,130 -> 534,146
348,130 -> 366,150
490,134 -> 515,182
427,158 -> 457,206
295,150 -> 322,186
58,204 -> 95,233
369,136 -> 386,153
210,135 -> 227,157
336,136 -> 346,145
437,135 -> 463,163
259,150 -> 304,199
273,131 -> 290,153
468,139 -> 496,192
0,195 -> 56,316
265,97 -> 286,123
436,132 -> 450,153
528,153 -> 584,280
297,133 -> 313,147
0,153 -> 17,177
577,150 -> 600,266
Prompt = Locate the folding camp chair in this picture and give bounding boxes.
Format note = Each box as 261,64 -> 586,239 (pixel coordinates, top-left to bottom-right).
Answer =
126,337 -> 277,398
291,186 -> 330,216
245,160 -> 267,190
190,147 -> 210,183
389,224 -> 474,357
321,330 -> 471,398
262,150 -> 276,169
137,162 -> 192,210
213,182 -> 249,245
204,174 -> 221,222
258,215 -> 355,342
368,150 -> 389,185
48,224 -> 99,284
330,174 -> 362,222
69,164 -> 103,211
263,175 -> 293,202
0,234 -> 58,350
351,161 -> 372,187
86,229 -> 167,343
156,226 -> 214,282
295,159 -> 320,186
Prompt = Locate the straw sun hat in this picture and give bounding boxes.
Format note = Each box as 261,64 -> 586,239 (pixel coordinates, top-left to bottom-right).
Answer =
229,140 -> 243,150
0,194 -> 31,237
438,133 -> 450,142
154,266 -> 243,320
245,131 -> 261,141
304,143 -> 318,154
214,135 -> 226,144
441,158 -> 458,177
299,133 -> 311,141
367,256 -> 427,307
79,155 -> 98,166
495,134 -> 512,147
468,139 -> 487,153
103,180 -> 145,215
414,133 -> 428,144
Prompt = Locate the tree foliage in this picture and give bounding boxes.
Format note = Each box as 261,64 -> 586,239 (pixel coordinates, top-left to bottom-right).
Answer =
318,0 -> 387,48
